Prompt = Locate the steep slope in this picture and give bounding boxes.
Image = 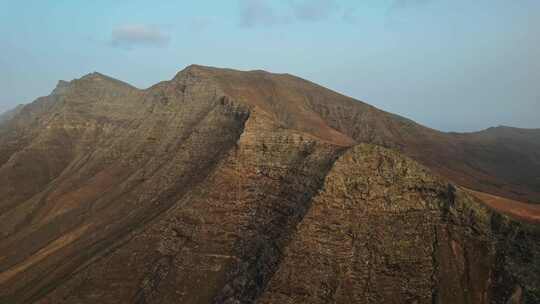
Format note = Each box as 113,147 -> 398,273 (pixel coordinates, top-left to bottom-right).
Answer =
0,104 -> 24,127
0,65 -> 538,303
258,145 -> 540,304
34,109 -> 345,304
25,143 -> 540,304
454,127 -> 540,202
186,65 -> 540,203
0,69 -> 251,302
466,188 -> 540,224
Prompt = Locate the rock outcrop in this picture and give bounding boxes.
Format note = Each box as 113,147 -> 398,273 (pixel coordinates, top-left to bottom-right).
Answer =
258,145 -> 540,304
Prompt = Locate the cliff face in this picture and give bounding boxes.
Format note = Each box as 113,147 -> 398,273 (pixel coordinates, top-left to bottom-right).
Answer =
0,65 -> 539,304
258,145 -> 540,304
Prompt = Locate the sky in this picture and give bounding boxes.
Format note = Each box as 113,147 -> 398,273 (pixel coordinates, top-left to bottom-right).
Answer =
1,0 -> 539,132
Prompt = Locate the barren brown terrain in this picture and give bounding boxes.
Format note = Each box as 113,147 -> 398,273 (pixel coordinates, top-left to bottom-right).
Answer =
465,188 -> 540,224
0,65 -> 539,303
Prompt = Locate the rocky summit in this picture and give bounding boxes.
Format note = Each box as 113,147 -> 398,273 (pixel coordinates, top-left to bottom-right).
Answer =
0,65 -> 539,304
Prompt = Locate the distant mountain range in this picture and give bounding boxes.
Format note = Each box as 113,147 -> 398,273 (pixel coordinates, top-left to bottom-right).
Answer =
0,65 -> 538,303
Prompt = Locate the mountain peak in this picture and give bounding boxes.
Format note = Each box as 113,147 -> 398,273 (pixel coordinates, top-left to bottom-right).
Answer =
174,64 -> 229,79
79,71 -> 117,83
47,72 -> 136,98
80,71 -> 107,80
175,64 -> 279,79
76,72 -> 137,90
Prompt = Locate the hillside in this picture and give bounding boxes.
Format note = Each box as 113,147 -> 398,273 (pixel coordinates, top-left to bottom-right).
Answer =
0,104 -> 24,127
0,65 -> 538,303
184,66 -> 540,203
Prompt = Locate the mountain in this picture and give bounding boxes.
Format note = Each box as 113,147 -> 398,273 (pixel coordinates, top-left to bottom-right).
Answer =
0,65 -> 538,303
0,104 -> 24,127
192,67 -> 540,204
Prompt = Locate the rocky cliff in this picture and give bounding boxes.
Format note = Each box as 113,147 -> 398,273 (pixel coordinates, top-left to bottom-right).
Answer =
0,65 -> 538,303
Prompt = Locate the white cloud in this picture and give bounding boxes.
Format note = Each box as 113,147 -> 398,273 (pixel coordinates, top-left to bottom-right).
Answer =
239,0 -> 290,28
291,0 -> 339,22
238,0 -> 340,28
110,25 -> 170,49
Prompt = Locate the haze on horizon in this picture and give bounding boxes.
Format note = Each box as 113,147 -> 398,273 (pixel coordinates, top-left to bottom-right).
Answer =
1,0 -> 539,132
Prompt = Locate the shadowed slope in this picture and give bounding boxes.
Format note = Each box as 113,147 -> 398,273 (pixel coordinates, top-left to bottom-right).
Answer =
0,69 -> 251,302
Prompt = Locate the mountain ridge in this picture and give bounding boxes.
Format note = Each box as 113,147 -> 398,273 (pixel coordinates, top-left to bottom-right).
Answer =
3,65 -> 540,204
0,64 -> 539,303
4,65 -> 538,134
